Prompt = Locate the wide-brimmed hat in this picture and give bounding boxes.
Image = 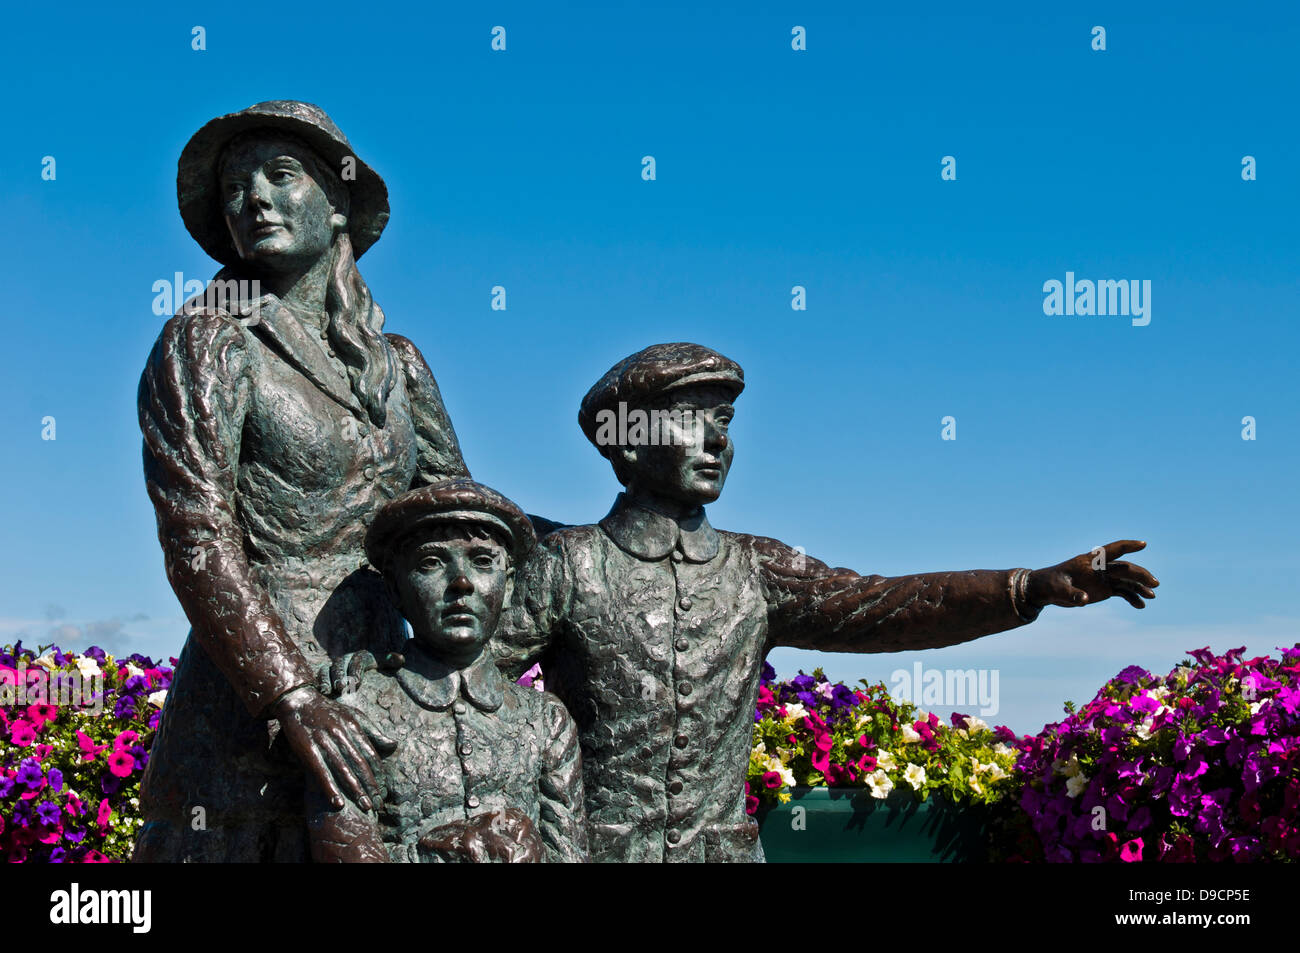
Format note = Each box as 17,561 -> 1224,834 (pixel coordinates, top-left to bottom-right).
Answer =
178,100 -> 390,266
365,479 -> 537,574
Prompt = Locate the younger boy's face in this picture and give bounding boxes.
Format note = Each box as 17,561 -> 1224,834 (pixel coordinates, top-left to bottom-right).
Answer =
389,527 -> 512,663
619,384 -> 736,506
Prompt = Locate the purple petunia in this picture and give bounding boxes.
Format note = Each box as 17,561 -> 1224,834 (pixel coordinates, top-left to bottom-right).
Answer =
16,758 -> 44,790
35,801 -> 62,826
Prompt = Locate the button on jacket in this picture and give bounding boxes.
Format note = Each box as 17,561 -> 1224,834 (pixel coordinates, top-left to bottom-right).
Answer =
500,493 -> 1040,863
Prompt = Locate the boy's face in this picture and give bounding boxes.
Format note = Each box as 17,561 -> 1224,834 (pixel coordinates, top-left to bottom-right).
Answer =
616,384 -> 736,506
388,525 -> 512,663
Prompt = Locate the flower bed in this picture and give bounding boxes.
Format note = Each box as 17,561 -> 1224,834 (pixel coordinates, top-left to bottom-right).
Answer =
1015,645 -> 1300,862
747,662 -> 1022,812
1,642 -> 173,863
5,641 -> 1297,862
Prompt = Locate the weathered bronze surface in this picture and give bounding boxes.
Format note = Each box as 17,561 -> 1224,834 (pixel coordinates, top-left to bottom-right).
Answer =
498,343 -> 1158,862
136,105 -> 1158,865
135,103 -> 468,862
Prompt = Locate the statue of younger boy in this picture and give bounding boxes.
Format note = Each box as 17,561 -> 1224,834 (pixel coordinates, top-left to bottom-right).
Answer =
306,479 -> 587,862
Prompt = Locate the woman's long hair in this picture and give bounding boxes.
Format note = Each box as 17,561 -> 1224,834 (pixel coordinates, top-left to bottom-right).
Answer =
322,228 -> 397,428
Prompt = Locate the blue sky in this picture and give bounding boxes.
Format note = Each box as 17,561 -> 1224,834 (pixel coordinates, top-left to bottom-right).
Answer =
2,1 -> 1297,733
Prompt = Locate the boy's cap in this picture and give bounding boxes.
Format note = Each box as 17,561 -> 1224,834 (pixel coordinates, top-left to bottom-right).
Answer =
365,479 -> 536,572
579,343 -> 744,449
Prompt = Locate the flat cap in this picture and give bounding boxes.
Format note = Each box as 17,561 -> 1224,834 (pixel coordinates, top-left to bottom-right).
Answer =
579,343 -> 745,449
365,479 -> 536,573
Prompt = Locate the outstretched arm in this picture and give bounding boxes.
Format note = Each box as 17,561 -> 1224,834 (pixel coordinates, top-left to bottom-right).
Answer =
758,535 -> 1041,654
760,536 -> 1158,655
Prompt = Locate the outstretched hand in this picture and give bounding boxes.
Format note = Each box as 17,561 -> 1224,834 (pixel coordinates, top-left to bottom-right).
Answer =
1027,539 -> 1159,610
273,686 -> 397,812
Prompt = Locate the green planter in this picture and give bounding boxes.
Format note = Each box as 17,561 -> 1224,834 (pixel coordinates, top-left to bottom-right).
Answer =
756,787 -> 993,862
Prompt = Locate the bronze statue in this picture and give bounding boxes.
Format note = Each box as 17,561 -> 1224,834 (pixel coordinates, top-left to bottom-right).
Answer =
307,480 -> 587,862
499,342 -> 1159,862
135,102 -> 469,862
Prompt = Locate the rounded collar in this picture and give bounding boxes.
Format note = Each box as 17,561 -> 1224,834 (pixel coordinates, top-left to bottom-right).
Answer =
395,640 -> 504,712
598,493 -> 720,563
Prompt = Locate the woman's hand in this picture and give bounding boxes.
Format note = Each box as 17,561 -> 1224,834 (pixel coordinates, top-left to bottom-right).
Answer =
273,686 -> 396,811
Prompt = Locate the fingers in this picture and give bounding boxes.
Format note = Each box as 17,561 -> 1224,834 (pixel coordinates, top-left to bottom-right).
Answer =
1102,539 -> 1146,562
1108,560 -> 1159,590
319,734 -> 371,811
331,728 -> 382,807
1113,588 -> 1146,609
301,737 -> 346,811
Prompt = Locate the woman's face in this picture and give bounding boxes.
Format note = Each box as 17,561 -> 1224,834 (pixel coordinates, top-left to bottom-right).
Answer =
220,136 -> 339,273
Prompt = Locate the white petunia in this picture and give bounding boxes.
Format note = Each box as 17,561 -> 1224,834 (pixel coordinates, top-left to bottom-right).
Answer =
900,723 -> 922,744
76,657 -> 101,679
875,751 -> 897,771
784,702 -> 807,722
903,763 -> 926,789
148,690 -> 168,708
866,769 -> 895,799
992,742 -> 1017,759
1065,774 -> 1089,798
963,715 -> 989,733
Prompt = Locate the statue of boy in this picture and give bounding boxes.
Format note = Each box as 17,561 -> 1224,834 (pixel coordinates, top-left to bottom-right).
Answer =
500,342 -> 1159,862
308,479 -> 587,863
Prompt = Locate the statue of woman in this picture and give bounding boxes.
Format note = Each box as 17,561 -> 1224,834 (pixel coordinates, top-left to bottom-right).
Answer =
134,102 -> 469,862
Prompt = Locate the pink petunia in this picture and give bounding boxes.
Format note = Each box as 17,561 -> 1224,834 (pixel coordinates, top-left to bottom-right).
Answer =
96,798 -> 112,830
1119,838 -> 1144,862
76,730 -> 106,762
8,719 -> 36,747
761,770 -> 783,789
107,749 -> 135,778
82,849 -> 112,863
112,730 -> 139,750
25,703 -> 58,728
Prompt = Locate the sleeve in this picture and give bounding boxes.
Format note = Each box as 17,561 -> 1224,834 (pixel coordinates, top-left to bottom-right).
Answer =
493,532 -> 569,679
139,309 -> 318,717
537,692 -> 588,862
754,535 -> 1041,655
384,334 -> 470,484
